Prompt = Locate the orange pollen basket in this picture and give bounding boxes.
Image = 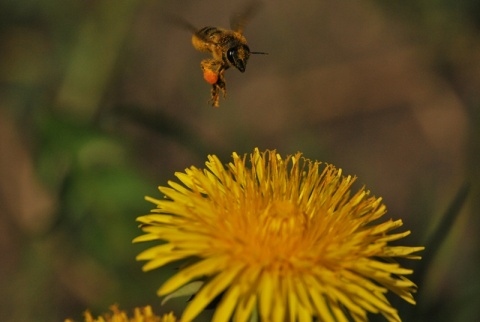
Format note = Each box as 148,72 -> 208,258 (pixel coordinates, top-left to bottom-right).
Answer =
203,69 -> 218,84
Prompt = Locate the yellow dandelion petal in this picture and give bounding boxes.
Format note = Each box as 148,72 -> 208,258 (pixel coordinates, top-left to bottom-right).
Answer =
135,213 -> 175,225
165,179 -> 195,196
293,275 -> 315,313
65,305 -> 176,322
159,256 -> 225,295
308,286 -> 335,322
182,263 -> 245,322
132,233 -> 163,243
298,304 -> 313,322
134,148 -> 424,321
234,290 -> 258,322
383,246 -> 425,258
272,278 -> 287,322
286,278 -> 299,322
326,285 -> 366,318
136,244 -> 175,260
258,273 -> 274,320
140,253 -> 190,272
330,301 -> 349,322
212,283 -> 241,322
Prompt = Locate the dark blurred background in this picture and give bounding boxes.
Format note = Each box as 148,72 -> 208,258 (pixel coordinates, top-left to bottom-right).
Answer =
0,0 -> 479,321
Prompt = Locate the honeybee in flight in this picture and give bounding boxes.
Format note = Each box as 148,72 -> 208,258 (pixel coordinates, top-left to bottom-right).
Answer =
170,3 -> 267,107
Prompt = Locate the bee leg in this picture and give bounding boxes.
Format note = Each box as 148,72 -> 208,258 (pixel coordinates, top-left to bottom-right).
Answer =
217,70 -> 227,98
210,84 -> 221,107
201,59 -> 226,107
210,71 -> 228,107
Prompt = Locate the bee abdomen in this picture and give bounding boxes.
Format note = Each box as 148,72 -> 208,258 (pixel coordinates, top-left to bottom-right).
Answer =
198,26 -> 222,39
192,26 -> 224,53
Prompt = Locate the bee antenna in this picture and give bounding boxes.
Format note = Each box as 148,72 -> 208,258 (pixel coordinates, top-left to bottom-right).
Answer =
251,51 -> 268,55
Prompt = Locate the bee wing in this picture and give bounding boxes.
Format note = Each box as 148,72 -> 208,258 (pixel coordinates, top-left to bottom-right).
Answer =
164,14 -> 198,33
164,15 -> 221,47
230,1 -> 263,34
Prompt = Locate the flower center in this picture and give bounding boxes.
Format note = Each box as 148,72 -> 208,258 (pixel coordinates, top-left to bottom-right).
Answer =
262,200 -> 308,236
229,200 -> 310,271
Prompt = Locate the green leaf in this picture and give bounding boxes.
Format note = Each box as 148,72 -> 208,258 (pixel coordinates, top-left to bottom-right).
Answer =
161,281 -> 204,306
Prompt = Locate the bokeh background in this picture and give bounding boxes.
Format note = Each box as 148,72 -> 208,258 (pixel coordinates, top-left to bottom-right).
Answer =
1,0 -> 479,321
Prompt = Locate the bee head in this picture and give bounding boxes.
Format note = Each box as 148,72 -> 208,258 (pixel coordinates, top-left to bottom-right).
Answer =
226,45 -> 251,73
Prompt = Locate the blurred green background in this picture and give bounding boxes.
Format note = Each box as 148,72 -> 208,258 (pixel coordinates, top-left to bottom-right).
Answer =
0,0 -> 479,321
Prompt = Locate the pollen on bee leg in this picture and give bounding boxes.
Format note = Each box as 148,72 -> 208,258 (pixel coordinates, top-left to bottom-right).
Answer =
203,69 -> 218,85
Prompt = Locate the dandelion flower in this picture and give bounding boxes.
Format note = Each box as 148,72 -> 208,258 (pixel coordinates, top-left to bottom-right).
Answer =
64,304 -> 176,322
134,148 -> 424,322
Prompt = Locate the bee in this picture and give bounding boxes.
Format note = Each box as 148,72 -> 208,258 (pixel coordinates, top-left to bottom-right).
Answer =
169,3 -> 267,107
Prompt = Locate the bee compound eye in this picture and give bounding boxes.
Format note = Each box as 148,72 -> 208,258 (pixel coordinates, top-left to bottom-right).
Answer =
227,48 -> 236,64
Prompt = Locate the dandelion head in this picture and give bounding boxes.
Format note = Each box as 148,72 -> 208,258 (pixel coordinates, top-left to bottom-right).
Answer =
64,304 -> 176,322
134,148 -> 424,322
